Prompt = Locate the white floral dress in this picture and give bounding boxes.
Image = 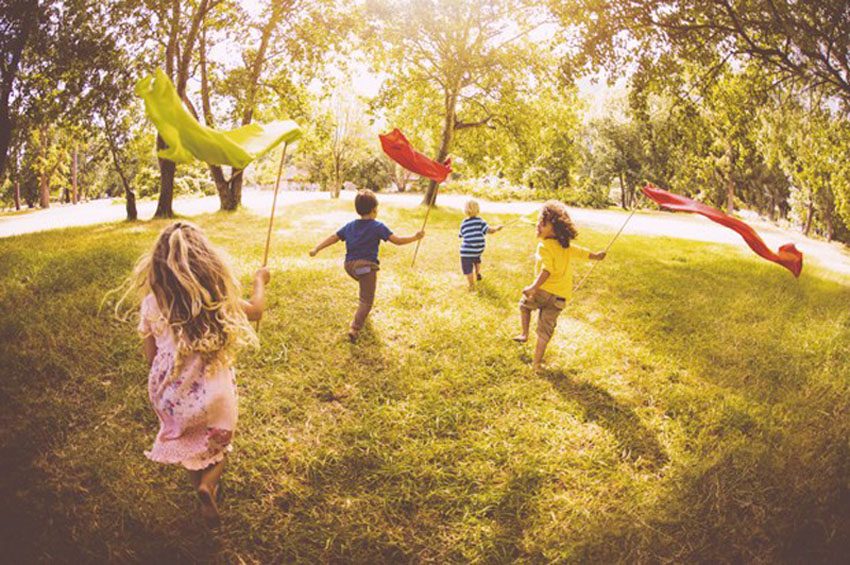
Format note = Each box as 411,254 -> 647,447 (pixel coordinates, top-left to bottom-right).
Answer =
138,293 -> 238,470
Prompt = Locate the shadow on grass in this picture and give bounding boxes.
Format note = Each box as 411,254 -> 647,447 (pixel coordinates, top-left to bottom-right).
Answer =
569,243 -> 850,561
544,369 -> 668,470
588,244 -> 850,402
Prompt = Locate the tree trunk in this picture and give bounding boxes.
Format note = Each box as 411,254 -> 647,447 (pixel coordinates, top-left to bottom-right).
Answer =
71,146 -> 78,204
105,120 -> 138,221
804,195 -> 814,236
79,149 -> 87,201
618,173 -> 627,209
14,179 -> 20,210
332,158 -> 342,198
156,0 -> 209,218
228,171 -> 244,209
215,3 -> 280,210
424,90 -> 458,206
156,0 -> 180,218
825,211 -> 834,241
199,23 -> 240,211
0,2 -> 38,184
726,178 -> 734,214
155,137 -> 176,218
0,117 -> 12,191
126,189 -> 137,221
39,174 -> 50,208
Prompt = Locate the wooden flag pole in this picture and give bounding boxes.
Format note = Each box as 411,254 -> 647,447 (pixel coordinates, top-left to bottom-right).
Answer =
572,206 -> 637,294
256,141 -> 289,330
411,183 -> 438,267
503,208 -> 538,228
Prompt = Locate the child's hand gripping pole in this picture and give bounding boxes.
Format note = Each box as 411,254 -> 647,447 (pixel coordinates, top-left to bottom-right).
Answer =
256,141 -> 289,331
411,184 -> 438,267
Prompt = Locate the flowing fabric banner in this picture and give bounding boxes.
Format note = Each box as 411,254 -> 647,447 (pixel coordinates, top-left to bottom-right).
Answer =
135,69 -> 301,169
642,183 -> 803,277
379,128 -> 452,183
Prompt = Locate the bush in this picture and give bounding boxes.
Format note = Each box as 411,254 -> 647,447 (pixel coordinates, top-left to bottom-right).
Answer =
174,175 -> 216,197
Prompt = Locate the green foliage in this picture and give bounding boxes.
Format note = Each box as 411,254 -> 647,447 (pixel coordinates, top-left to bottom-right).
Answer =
349,153 -> 391,192
453,86 -> 584,192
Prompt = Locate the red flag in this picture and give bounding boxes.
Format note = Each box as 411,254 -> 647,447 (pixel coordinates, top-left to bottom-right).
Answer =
379,128 -> 452,183
642,183 -> 803,277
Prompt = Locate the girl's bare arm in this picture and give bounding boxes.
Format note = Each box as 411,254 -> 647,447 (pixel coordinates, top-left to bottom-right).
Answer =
143,335 -> 157,367
242,268 -> 270,322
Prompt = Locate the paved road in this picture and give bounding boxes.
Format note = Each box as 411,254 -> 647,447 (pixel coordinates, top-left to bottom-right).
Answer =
2,189 -> 849,278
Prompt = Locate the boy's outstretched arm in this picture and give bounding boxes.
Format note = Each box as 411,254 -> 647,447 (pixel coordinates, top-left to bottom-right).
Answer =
487,225 -> 504,233
589,251 -> 607,260
522,269 -> 550,297
388,230 -> 425,245
310,234 -> 341,256
242,267 -> 270,322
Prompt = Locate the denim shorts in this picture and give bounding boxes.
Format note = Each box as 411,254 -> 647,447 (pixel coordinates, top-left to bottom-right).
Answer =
461,255 -> 481,275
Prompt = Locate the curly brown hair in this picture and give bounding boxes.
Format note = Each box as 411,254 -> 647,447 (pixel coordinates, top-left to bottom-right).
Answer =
538,200 -> 578,248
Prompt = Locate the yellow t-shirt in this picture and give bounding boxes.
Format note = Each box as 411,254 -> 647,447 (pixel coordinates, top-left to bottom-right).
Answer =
534,238 -> 591,300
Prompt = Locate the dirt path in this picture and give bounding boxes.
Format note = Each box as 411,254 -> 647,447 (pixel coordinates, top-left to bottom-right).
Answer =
3,189 -> 849,279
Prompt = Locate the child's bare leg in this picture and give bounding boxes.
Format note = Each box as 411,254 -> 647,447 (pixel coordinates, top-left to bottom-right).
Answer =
532,305 -> 560,371
466,272 -> 475,289
474,261 -> 482,280
532,335 -> 550,371
513,307 -> 531,342
197,459 -> 226,526
187,469 -> 202,489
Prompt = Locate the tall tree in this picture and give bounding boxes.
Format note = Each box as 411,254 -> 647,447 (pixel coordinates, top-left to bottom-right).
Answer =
149,0 -> 219,218
200,1 -> 286,210
199,0 -> 347,210
556,1 -> 850,111
0,0 -> 39,185
366,0 -> 552,205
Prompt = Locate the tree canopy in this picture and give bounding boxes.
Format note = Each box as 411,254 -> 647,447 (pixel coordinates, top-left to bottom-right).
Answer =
2,0 -> 850,243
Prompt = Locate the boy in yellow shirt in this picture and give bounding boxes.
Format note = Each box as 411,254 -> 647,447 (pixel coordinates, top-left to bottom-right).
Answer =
513,201 -> 606,371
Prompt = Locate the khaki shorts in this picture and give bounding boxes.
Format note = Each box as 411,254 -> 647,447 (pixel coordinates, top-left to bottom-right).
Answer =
519,288 -> 567,342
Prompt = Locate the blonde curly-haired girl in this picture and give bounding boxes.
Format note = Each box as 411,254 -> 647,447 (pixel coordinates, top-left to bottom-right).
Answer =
119,221 -> 269,527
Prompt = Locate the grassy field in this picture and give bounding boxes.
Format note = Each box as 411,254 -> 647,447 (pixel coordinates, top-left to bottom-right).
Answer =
1,199 -> 849,563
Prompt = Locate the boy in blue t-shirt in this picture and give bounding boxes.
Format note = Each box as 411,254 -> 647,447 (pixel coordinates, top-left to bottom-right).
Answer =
310,189 -> 424,341
459,199 -> 502,290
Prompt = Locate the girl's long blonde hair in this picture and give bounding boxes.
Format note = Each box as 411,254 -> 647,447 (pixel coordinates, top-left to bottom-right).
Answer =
116,221 -> 257,378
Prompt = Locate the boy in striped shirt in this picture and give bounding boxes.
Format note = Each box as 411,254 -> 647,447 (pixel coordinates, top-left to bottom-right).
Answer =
459,199 -> 502,290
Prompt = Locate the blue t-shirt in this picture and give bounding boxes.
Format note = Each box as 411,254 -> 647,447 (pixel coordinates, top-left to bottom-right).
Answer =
337,219 -> 393,263
459,216 -> 489,258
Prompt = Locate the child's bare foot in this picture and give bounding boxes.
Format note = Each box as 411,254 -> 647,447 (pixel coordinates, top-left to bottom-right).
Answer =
348,329 -> 359,343
531,362 -> 543,373
197,484 -> 221,528
512,334 -> 528,343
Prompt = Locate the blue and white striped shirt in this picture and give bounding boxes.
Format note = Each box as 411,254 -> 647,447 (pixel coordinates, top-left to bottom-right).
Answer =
459,216 -> 489,258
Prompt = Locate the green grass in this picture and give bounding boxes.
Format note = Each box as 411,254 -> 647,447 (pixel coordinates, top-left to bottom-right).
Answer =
1,199 -> 849,562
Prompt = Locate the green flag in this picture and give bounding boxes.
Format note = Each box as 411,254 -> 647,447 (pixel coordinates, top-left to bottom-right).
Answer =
135,69 -> 302,169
